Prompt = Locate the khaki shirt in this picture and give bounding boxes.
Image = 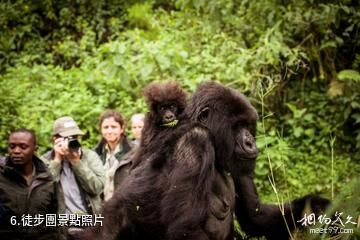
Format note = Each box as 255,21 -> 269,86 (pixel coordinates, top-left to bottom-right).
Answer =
103,143 -> 122,201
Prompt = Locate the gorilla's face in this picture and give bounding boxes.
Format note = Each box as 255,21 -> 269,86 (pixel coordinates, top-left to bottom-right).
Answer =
187,81 -> 259,174
150,102 -> 181,129
157,102 -> 179,125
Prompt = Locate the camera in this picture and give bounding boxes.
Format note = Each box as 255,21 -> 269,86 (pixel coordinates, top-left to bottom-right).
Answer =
65,136 -> 81,151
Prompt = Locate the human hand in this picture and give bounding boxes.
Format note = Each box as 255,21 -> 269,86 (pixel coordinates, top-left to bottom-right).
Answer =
53,137 -> 67,162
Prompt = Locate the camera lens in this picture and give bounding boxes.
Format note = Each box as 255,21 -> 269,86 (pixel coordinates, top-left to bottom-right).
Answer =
68,138 -> 81,151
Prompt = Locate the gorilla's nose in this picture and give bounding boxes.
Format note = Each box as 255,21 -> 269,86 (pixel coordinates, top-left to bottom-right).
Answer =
164,113 -> 175,123
240,129 -> 258,158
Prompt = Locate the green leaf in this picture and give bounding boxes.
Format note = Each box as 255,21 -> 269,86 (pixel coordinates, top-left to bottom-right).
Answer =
294,127 -> 303,138
338,70 -> 360,82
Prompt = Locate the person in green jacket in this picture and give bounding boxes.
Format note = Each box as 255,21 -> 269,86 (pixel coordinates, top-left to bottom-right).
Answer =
43,116 -> 105,213
0,128 -> 63,240
42,116 -> 105,239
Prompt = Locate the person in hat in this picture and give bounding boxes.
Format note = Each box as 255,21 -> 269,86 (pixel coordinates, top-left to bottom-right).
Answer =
42,116 -> 105,217
0,128 -> 64,240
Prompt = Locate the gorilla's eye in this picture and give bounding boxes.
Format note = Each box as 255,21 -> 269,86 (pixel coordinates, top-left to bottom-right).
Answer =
157,105 -> 168,114
169,104 -> 178,113
232,122 -> 242,132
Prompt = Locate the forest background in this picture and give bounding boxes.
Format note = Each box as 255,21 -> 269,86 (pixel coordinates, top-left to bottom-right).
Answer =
0,0 -> 359,238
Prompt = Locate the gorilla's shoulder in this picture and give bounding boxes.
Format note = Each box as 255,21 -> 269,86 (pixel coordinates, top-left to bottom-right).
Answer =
175,123 -> 214,153
184,124 -> 209,138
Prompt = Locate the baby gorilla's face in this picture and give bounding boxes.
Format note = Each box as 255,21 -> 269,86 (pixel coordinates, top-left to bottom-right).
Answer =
157,103 -> 179,127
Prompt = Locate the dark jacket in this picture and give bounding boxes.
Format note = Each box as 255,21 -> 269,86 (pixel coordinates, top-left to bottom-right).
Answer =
0,156 -> 64,240
94,136 -> 132,165
94,137 -> 133,191
114,148 -> 135,188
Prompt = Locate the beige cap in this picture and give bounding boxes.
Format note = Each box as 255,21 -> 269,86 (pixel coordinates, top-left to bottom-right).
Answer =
52,116 -> 84,137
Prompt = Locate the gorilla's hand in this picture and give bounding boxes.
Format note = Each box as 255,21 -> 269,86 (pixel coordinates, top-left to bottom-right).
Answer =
293,194 -> 331,218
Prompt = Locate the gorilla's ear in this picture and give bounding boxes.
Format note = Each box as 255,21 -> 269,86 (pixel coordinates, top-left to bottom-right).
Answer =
198,107 -> 209,125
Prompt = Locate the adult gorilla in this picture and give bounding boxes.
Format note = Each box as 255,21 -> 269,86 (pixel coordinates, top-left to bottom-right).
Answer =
78,81 -> 328,240
185,82 -> 330,240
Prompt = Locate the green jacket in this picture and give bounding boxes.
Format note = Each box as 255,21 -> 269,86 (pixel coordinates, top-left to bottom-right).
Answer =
0,156 -> 64,240
41,148 -> 105,214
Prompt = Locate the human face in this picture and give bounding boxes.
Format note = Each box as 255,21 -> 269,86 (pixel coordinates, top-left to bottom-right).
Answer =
8,132 -> 36,166
131,119 -> 144,140
101,117 -> 124,144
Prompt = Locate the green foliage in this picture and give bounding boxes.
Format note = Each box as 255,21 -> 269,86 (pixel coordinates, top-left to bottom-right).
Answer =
338,69 -> 360,82
0,3 -> 359,236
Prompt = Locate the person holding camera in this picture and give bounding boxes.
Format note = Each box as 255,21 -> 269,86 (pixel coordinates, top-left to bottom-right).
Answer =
42,116 -> 105,217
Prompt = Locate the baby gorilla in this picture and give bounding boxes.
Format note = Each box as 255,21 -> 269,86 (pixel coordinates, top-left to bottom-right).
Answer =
131,81 -> 187,169
75,82 -> 189,240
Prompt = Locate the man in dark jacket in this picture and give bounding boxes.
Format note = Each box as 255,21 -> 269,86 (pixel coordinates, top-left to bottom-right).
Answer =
0,128 -> 63,240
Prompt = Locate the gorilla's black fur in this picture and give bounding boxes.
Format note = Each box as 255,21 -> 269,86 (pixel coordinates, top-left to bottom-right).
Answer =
77,81 -> 329,240
131,81 -> 187,169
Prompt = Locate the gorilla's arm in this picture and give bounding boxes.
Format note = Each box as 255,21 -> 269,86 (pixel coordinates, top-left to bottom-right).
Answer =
161,126 -> 216,240
77,161 -> 165,240
235,175 -> 300,240
234,175 -> 330,240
